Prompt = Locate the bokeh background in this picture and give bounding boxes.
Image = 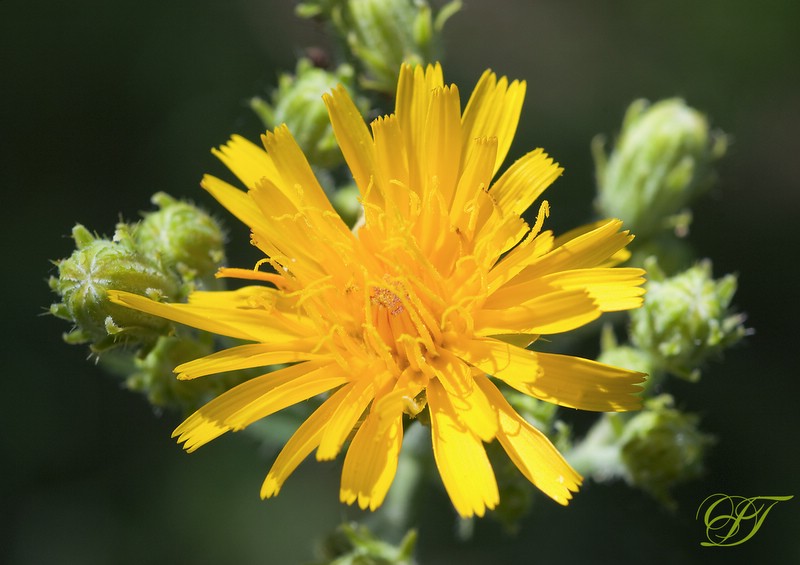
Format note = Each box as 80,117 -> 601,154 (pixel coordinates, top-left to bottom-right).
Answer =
3,1 -> 799,563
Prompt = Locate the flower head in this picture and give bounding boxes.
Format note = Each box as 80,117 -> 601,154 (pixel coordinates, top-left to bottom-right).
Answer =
110,63 -> 646,517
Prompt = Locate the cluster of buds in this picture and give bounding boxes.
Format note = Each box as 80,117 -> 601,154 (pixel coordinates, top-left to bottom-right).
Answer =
49,194 -> 227,410
563,98 -> 747,510
567,396 -> 714,509
581,260 -> 745,505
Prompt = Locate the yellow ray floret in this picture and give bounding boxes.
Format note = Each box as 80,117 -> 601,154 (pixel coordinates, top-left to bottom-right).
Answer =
475,376 -> 582,504
340,407 -> 404,511
428,379 -> 499,518
458,337 -> 645,412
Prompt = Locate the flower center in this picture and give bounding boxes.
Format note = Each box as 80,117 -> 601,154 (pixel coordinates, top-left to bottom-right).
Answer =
365,274 -> 443,370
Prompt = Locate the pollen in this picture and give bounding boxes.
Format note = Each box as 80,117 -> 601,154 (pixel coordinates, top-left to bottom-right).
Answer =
370,286 -> 404,315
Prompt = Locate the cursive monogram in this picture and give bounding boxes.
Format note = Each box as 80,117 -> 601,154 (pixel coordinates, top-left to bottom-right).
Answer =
696,493 -> 793,547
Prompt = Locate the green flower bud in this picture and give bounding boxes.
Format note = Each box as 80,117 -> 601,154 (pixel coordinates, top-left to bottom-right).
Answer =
49,224 -> 179,352
125,335 -> 246,412
135,192 -> 225,286
594,98 -> 727,240
251,59 -> 365,169
299,0 -> 461,94
619,395 -> 715,508
630,259 -> 748,381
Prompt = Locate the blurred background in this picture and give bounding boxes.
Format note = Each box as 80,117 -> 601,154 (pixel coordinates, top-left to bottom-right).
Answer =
3,0 -> 798,563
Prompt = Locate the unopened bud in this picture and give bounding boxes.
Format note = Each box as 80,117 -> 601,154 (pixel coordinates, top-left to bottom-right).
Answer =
49,224 -> 178,352
126,335 -> 245,412
299,0 -> 461,94
251,59 -> 364,169
135,192 -> 225,285
630,259 -> 748,380
594,98 -> 726,240
619,395 -> 714,508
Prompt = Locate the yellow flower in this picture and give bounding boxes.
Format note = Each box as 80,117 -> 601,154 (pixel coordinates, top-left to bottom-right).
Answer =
109,63 -> 646,518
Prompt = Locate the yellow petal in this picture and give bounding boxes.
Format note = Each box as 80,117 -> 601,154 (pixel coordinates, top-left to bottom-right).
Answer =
512,220 -> 634,284
433,352 -> 498,442
427,379 -> 499,518
491,78 -> 526,174
543,267 -> 646,312
340,407 -> 404,511
475,376 -> 582,504
485,227 -> 554,292
486,267 -> 646,312
530,352 -> 645,411
223,364 -> 347,431
108,289 -> 312,343
450,136 -> 497,230
371,114 -> 411,217
460,338 -> 645,411
323,85 -> 376,200
201,174 -> 271,236
316,377 -> 376,461
395,63 -> 444,190
475,289 -> 600,335
174,342 -> 321,380
215,267 -> 294,290
186,285 -> 295,315
461,70 -> 526,175
173,361 -> 344,452
474,212 -> 529,269
553,219 -> 635,266
247,177 -> 349,281
211,134 -> 279,189
421,84 -> 462,206
108,290 -> 267,342
262,384 -> 353,498
260,125 -> 334,212
489,149 -> 563,218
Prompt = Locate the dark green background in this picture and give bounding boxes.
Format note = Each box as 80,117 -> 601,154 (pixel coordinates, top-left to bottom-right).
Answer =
3,1 -> 798,563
